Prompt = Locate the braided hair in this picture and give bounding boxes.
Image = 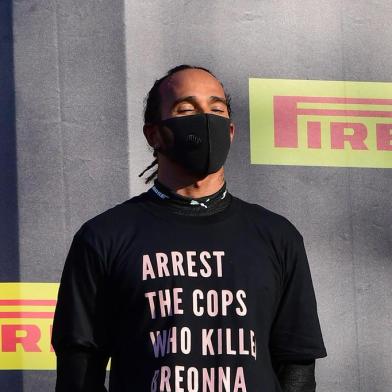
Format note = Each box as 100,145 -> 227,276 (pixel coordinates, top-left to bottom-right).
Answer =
139,65 -> 232,183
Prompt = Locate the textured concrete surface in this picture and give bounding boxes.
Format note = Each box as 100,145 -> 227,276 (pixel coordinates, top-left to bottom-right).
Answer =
1,0 -> 19,283
9,0 -> 128,390
3,0 -> 391,390
13,0 -> 128,283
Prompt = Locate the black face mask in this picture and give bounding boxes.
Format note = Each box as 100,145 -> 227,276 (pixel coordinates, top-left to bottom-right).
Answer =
156,113 -> 232,176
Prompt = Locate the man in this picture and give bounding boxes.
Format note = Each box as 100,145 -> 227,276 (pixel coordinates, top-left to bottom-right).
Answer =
52,65 -> 327,391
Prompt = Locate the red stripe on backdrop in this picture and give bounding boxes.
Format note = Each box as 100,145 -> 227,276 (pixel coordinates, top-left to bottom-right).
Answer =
0,312 -> 55,318
297,108 -> 392,117
0,300 -> 57,306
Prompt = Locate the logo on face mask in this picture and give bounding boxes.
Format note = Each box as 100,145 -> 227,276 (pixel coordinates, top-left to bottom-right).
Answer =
157,113 -> 232,176
186,134 -> 202,146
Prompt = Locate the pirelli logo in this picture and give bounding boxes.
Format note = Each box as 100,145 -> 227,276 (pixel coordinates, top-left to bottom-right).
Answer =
0,283 -> 58,369
249,79 -> 392,168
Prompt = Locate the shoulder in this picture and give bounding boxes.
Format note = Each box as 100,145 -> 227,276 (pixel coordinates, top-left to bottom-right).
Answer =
232,195 -> 308,280
232,195 -> 303,242
73,192 -> 151,257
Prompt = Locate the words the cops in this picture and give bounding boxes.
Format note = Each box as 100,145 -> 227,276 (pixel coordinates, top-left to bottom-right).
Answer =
142,251 -> 247,319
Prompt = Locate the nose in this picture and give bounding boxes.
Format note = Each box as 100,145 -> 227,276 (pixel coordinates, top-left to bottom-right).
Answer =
198,102 -> 211,114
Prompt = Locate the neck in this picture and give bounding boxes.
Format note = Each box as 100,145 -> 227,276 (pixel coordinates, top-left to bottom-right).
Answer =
157,166 -> 226,198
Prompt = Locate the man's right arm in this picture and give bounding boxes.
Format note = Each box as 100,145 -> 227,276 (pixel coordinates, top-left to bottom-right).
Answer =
55,346 -> 109,392
52,225 -> 111,391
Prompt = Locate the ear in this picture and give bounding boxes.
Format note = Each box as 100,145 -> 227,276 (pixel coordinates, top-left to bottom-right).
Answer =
229,122 -> 235,143
143,123 -> 160,148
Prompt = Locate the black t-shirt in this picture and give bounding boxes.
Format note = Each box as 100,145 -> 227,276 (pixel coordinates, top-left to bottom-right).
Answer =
52,190 -> 327,392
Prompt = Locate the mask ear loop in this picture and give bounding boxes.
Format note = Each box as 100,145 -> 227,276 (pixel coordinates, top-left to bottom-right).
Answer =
205,113 -> 212,174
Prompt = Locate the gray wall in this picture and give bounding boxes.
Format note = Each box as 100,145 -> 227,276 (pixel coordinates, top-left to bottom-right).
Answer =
2,0 -> 391,390
6,0 -> 128,390
126,1 -> 392,392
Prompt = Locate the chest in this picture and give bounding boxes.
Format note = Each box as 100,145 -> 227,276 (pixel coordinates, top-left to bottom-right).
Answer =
108,220 -> 283,323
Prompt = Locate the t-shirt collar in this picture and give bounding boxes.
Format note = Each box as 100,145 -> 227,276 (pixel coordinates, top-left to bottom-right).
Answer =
149,179 -> 228,210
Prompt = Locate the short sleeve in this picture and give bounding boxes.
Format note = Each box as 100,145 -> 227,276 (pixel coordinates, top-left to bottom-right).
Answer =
52,225 -> 111,356
269,232 -> 327,362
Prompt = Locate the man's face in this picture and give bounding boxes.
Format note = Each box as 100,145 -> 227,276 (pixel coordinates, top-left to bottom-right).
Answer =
143,68 -> 235,178
158,68 -> 231,121
150,68 -> 235,152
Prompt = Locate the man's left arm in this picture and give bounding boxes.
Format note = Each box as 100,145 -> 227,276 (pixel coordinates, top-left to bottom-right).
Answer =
273,358 -> 316,392
269,225 -> 327,391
